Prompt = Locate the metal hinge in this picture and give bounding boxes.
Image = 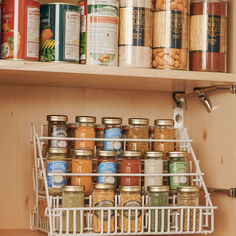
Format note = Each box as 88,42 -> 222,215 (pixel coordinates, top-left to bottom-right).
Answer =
207,188 -> 236,198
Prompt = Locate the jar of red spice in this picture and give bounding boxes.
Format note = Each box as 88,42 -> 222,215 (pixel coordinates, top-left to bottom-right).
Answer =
190,0 -> 227,72
97,150 -> 117,185
95,124 -> 105,151
75,116 -> 96,151
121,151 -> 141,186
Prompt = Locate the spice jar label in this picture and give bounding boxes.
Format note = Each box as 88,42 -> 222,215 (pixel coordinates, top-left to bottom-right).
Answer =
123,200 -> 142,219
169,162 -> 187,189
47,161 -> 67,188
97,162 -> 117,184
50,127 -> 67,148
104,128 -> 121,157
95,200 -> 114,220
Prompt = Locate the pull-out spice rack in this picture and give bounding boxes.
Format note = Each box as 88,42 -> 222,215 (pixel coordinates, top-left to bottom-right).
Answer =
30,124 -> 216,235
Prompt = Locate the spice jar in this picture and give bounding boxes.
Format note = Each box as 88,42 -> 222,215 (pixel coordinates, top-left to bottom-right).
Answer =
92,184 -> 115,233
128,118 -> 149,156
95,124 -> 105,151
144,152 -> 164,191
119,0 -> 152,68
47,115 -> 68,148
102,117 -> 122,158
154,119 -> 175,154
62,186 -> 84,233
149,126 -> 155,151
177,186 -> 200,231
153,0 -> 188,70
47,147 -> 67,195
97,151 -> 117,185
75,116 -> 96,150
67,123 -> 78,157
121,151 -> 141,186
190,0 -> 227,72
148,186 -> 169,232
71,149 -> 93,195
119,186 -> 142,232
167,151 -> 188,190
122,125 -> 129,151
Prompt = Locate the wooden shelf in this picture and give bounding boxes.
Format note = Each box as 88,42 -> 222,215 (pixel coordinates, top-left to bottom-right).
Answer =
0,229 -> 46,236
0,60 -> 235,91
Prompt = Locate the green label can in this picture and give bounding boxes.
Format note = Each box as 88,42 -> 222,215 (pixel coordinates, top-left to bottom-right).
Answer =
40,3 -> 80,62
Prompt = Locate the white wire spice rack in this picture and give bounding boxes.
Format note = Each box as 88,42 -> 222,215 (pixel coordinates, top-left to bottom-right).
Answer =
30,124 -> 216,236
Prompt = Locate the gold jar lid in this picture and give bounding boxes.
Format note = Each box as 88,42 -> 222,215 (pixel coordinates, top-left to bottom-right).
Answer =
76,116 -> 96,123
145,151 -> 164,159
120,186 -> 141,192
94,184 -> 114,190
102,117 -> 122,125
67,123 -> 78,128
167,151 -> 187,158
63,186 -> 84,192
147,185 -> 170,192
74,149 -> 93,156
47,115 -> 68,122
122,150 -> 141,157
129,118 -> 149,125
98,150 -> 117,157
177,186 -> 199,193
48,147 -> 67,154
154,119 -> 174,126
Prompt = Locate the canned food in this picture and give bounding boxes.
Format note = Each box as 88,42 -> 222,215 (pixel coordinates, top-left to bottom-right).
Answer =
1,0 -> 40,60
40,3 -> 80,62
79,0 -> 87,64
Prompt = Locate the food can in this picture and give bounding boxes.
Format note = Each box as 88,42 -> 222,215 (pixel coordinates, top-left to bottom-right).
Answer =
81,0 -> 119,66
1,0 -> 40,60
79,0 -> 87,64
40,3 -> 80,62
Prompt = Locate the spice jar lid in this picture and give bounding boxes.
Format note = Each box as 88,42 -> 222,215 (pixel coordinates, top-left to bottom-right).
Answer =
48,148 -> 67,154
154,119 -> 174,126
67,123 -> 78,128
177,186 -> 200,193
102,117 -> 122,125
74,149 -> 93,156
122,150 -> 142,157
129,118 -> 149,125
147,185 -> 170,192
47,115 -> 68,122
120,186 -> 141,192
94,184 -> 114,190
98,150 -> 117,157
167,151 -> 187,158
76,116 -> 96,123
63,186 -> 84,192
95,124 -> 105,130
145,151 -> 164,159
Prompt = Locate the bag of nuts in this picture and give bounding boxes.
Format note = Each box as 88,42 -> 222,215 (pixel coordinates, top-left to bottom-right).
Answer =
152,0 -> 189,70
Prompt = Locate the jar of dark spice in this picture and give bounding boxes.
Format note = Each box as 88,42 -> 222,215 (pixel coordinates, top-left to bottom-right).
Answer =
102,117 -> 122,158
95,124 -> 105,151
122,125 -> 129,151
47,115 -> 68,148
190,0 -> 227,72
97,150 -> 117,185
128,118 -> 149,156
67,123 -> 78,157
148,185 -> 169,232
149,126 -> 155,151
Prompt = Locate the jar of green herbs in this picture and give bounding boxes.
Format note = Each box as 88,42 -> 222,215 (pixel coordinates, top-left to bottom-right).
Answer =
148,185 -> 169,232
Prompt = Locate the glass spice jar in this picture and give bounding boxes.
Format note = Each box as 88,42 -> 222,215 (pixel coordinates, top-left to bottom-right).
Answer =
47,147 -> 67,195
62,185 -> 84,233
122,125 -> 129,151
167,151 -> 188,190
47,115 -> 68,148
119,186 -> 142,232
148,185 -> 169,232
144,151 -> 164,191
67,123 -> 78,157
92,184 -> 115,233
95,124 -> 105,151
128,118 -> 149,156
71,149 -> 93,195
75,116 -> 96,151
154,119 -> 175,154
102,117 -> 122,158
149,126 -> 155,151
177,186 -> 200,231
97,150 -> 117,185
121,151 -> 141,186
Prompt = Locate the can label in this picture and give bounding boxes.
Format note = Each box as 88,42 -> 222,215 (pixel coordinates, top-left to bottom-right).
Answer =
87,0 -> 119,66
169,162 -> 188,190
104,128 -> 121,157
47,161 -> 67,188
1,0 -> 40,60
97,161 -> 116,184
79,0 -> 87,63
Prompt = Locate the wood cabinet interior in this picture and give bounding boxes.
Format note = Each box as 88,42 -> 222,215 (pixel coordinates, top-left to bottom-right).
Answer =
0,0 -> 235,235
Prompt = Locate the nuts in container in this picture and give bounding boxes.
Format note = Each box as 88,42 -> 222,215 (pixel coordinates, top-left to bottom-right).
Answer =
152,0 -> 189,70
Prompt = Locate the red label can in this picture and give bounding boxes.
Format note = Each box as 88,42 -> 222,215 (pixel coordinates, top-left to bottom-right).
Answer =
1,0 -> 40,60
